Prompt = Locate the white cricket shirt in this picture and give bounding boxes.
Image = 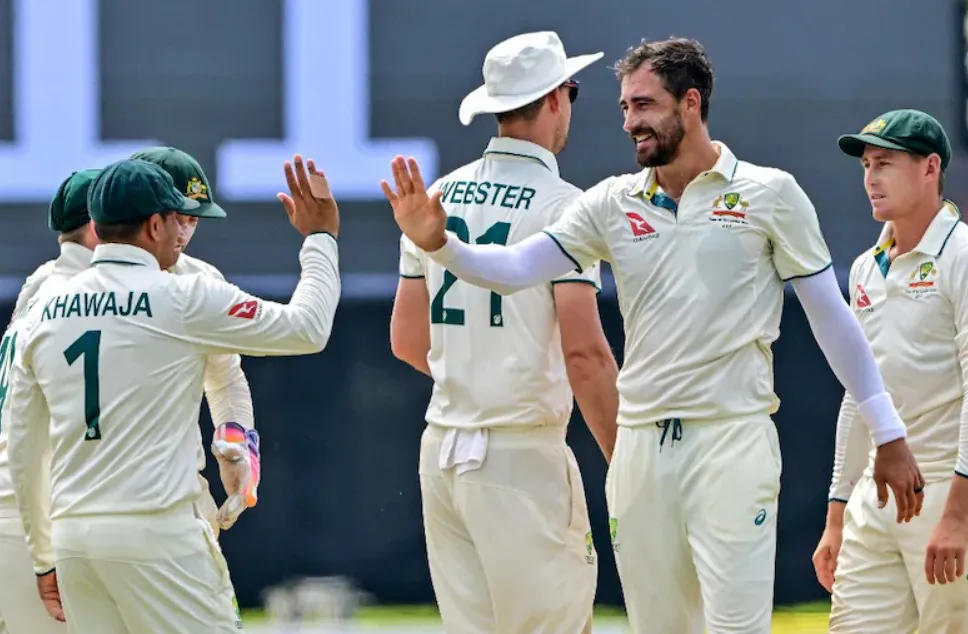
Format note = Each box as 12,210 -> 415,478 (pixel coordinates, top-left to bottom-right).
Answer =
0,244 -> 91,522
170,253 -> 256,471
7,235 -> 338,572
544,142 -> 832,425
831,203 -> 968,498
400,137 -> 600,430
0,249 -> 255,519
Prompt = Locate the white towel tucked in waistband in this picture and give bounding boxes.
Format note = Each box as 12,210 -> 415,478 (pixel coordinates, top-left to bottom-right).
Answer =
438,428 -> 488,475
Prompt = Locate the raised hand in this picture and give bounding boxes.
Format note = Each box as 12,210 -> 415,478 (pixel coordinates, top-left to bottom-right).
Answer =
278,155 -> 339,237
381,156 -> 447,252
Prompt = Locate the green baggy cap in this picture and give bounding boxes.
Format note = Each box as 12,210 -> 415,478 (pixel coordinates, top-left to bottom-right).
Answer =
48,169 -> 101,232
838,109 -> 951,170
88,159 -> 202,225
130,147 -> 226,218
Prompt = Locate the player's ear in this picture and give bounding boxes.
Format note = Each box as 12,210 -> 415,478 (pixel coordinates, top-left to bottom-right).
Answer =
546,90 -> 561,115
145,213 -> 164,242
681,87 -> 701,119
924,154 -> 942,182
85,219 -> 98,249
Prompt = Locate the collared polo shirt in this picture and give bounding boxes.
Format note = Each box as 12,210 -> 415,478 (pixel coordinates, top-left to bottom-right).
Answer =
400,137 -> 601,430
544,142 -> 832,425
849,202 -> 968,481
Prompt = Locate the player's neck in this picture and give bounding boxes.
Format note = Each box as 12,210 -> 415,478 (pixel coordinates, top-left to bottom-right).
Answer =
654,131 -> 719,201
496,124 -> 556,155
888,196 -> 944,258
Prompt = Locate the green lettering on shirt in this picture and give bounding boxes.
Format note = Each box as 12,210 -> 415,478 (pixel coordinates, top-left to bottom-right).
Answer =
41,292 -> 153,321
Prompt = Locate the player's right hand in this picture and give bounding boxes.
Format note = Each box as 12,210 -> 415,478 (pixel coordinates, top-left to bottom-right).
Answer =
36,569 -> 66,622
873,438 -> 924,523
381,156 -> 448,252
925,514 -> 968,585
277,154 -> 339,237
211,422 -> 261,530
812,527 -> 843,593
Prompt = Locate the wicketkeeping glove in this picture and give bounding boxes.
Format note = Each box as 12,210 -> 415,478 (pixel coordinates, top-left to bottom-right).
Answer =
211,422 -> 261,530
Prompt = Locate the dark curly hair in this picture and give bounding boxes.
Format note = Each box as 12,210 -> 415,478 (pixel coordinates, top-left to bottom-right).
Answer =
614,37 -> 714,122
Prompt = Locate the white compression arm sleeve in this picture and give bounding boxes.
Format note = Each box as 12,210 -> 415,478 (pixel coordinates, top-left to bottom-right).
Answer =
828,392 -> 873,502
791,267 -> 906,446
428,231 -> 578,295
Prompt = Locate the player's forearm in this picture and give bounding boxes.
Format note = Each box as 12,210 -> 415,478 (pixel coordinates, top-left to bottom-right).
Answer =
791,268 -> 905,446
205,372 -> 255,428
936,246 -> 968,524
189,234 -> 342,356
829,393 -> 870,503
8,421 -> 55,573
283,233 -> 342,352
825,500 -> 847,530
942,474 -> 968,524
428,232 -> 576,296
566,348 -> 619,461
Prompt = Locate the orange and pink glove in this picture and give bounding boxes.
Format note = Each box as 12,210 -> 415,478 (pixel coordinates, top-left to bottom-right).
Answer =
211,422 -> 261,530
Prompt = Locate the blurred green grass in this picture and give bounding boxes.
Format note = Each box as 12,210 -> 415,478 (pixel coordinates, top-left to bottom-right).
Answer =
242,600 -> 832,629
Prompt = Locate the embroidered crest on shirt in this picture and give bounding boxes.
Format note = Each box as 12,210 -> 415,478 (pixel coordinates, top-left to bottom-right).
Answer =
906,261 -> 938,296
710,192 -> 749,226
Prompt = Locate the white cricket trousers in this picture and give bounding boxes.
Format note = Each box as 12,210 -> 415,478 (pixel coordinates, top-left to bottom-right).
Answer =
52,500 -> 241,634
829,476 -> 968,633
605,416 -> 781,634
419,424 -> 597,634
0,517 -> 66,634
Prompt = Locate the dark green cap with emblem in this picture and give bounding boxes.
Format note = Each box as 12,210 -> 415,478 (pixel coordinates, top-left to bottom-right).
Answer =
88,158 -> 203,225
838,109 -> 952,170
48,169 -> 101,233
129,146 -> 226,218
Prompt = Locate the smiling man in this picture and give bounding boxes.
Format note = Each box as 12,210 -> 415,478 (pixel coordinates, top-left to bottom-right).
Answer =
815,109 -> 968,634
383,37 -> 923,633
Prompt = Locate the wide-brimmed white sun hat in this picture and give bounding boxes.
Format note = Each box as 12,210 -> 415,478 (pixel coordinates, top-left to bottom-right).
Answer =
458,31 -> 603,126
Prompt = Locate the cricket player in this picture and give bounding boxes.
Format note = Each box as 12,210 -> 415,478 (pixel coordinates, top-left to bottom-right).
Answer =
7,155 -> 340,634
382,37 -> 923,633
130,146 -> 260,536
389,32 -> 618,634
811,110 -> 968,633
0,153 -> 257,630
0,170 -> 101,633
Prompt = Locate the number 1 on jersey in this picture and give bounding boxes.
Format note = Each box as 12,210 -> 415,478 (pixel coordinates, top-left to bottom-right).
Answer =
431,217 -> 511,327
64,330 -> 102,441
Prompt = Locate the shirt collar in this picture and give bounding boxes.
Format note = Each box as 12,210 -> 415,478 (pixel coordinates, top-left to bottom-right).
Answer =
90,243 -> 161,270
630,141 -> 739,197
52,242 -> 93,276
874,200 -> 961,259
482,137 -> 559,177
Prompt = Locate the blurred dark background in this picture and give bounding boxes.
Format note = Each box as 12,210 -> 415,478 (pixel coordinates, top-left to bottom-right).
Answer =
0,0 -> 966,610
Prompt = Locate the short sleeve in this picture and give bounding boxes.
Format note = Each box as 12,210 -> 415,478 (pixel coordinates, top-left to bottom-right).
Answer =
543,183 -> 612,273
552,262 -> 602,291
399,235 -> 425,279
769,173 -> 833,281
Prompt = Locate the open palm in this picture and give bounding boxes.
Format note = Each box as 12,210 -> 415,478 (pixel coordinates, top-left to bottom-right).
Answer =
381,156 -> 447,252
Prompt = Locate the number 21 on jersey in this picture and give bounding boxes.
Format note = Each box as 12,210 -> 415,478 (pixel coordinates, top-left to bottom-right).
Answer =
431,216 -> 510,327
